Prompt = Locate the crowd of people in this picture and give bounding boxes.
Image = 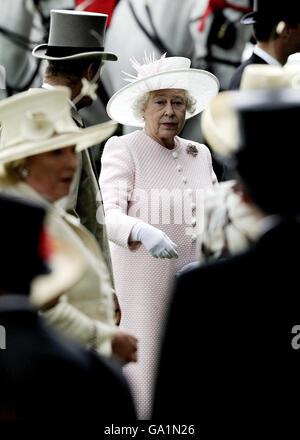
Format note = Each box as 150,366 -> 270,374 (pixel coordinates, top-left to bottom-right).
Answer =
1,1 -> 300,430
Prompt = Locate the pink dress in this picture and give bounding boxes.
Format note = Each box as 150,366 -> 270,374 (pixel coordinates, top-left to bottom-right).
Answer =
100,130 -> 217,418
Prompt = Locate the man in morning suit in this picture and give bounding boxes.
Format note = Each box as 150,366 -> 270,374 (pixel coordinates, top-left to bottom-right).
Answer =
229,0 -> 300,89
32,10 -> 117,286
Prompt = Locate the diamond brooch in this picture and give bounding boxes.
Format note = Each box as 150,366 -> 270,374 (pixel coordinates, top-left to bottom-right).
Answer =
186,144 -> 198,157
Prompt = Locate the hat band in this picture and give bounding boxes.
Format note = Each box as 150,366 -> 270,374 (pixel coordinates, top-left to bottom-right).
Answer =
45,45 -> 104,57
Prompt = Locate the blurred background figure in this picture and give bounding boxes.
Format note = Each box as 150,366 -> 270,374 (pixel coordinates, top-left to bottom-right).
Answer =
200,63 -> 300,263
0,194 -> 136,421
100,53 -> 219,418
0,87 -> 137,365
229,0 -> 300,89
153,86 -> 300,431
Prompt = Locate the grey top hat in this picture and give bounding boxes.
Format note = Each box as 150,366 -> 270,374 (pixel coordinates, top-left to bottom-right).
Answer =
32,10 -> 117,61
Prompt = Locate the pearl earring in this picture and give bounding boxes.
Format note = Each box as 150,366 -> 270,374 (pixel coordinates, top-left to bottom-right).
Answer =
21,167 -> 29,178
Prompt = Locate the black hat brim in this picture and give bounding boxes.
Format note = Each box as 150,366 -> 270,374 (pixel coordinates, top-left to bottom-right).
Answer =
32,44 -> 117,61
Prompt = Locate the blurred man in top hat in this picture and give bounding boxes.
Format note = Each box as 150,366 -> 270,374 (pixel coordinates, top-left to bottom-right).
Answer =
32,10 -> 117,286
153,87 -> 300,433
199,63 -> 300,264
229,0 -> 300,89
0,194 -> 136,420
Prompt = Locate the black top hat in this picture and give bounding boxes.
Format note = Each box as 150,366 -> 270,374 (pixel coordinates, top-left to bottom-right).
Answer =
232,88 -> 300,215
0,195 -> 49,293
241,0 -> 300,25
32,10 -> 117,61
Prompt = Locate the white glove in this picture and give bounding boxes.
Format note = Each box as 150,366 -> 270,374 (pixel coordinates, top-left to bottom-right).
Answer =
130,222 -> 178,259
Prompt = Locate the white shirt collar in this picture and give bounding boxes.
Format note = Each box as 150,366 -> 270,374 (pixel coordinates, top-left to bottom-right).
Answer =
42,82 -> 77,110
253,45 -> 282,66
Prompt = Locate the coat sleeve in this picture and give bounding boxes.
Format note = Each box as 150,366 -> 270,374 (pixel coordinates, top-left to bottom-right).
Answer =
99,136 -> 142,249
42,208 -> 117,358
41,295 -> 116,358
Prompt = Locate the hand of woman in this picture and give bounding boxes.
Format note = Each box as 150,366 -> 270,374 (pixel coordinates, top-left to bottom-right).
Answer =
130,222 -> 178,259
112,331 -> 138,364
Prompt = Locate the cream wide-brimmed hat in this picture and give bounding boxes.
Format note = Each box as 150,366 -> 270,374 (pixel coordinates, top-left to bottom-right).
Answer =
106,53 -> 220,127
201,63 -> 300,157
30,236 -> 86,310
32,10 -> 117,61
0,87 -> 117,163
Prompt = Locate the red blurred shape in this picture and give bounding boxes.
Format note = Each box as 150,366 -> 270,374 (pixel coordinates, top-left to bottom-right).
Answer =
75,0 -> 118,27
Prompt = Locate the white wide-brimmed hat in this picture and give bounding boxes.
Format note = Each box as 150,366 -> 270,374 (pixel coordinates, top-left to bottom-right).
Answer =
201,63 -> 300,157
32,9 -> 117,61
31,236 -> 86,310
0,87 -> 117,163
107,54 -> 219,127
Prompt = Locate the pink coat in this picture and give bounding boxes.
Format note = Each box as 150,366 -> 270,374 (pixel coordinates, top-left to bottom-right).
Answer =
100,130 -> 217,418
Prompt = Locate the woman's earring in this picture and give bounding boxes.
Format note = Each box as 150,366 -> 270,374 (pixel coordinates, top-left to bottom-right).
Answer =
20,167 -> 30,178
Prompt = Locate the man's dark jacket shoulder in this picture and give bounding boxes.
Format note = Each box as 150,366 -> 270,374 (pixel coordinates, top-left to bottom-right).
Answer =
229,53 -> 268,90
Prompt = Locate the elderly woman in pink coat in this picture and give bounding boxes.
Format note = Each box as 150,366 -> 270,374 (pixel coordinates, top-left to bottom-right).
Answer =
100,53 -> 219,419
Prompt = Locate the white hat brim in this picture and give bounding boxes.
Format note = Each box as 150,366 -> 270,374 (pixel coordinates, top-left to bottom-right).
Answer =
30,238 -> 86,310
32,44 -> 117,61
107,69 -> 220,127
0,120 -> 117,164
201,91 -> 239,157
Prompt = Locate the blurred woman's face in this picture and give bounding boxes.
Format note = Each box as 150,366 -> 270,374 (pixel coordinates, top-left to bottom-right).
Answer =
24,146 -> 78,202
142,89 -> 187,149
